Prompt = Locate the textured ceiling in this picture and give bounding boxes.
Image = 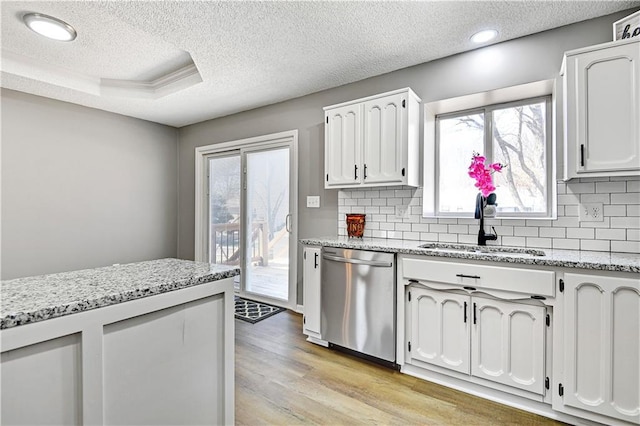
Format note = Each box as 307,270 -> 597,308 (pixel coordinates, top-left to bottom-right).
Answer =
1,1 -> 639,128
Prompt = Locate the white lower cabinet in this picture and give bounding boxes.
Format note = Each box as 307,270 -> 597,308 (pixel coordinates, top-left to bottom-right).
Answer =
555,273 -> 640,425
407,285 -> 547,396
471,297 -> 546,395
409,287 -> 470,374
302,246 -> 322,339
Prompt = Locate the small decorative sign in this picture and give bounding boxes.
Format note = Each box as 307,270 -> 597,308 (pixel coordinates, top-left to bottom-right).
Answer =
613,10 -> 640,41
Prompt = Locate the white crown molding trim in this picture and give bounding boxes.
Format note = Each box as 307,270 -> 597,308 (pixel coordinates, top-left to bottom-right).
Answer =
0,49 -> 202,100
101,62 -> 203,99
1,49 -> 100,95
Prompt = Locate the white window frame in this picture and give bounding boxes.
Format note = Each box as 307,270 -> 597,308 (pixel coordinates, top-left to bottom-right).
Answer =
423,80 -> 558,220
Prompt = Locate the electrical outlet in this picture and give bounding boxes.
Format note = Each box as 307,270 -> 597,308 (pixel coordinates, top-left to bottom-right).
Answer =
306,196 -> 320,208
579,202 -> 604,222
395,206 -> 409,219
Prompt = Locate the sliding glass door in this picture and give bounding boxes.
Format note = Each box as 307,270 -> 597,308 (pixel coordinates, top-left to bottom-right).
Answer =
200,132 -> 297,309
244,147 -> 290,300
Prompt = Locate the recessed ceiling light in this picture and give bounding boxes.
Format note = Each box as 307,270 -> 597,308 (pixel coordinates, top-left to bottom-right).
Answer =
471,29 -> 498,44
23,13 -> 77,42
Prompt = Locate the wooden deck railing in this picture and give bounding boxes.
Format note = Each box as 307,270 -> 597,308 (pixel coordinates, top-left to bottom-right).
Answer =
210,221 -> 269,266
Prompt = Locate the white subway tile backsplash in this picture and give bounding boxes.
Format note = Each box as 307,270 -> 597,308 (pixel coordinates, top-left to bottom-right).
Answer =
611,217 -> 640,229
604,205 -> 626,216
500,219 -> 527,226
336,177 -> 639,253
611,193 -> 640,204
596,228 -> 626,240
420,232 -> 438,240
458,234 -> 477,245
580,193 -> 610,204
430,224 -> 448,233
502,236 -> 526,246
553,217 -> 580,228
564,205 -> 580,216
412,224 -> 431,232
387,231 -> 403,239
628,229 -> 640,241
539,227 -> 565,238
438,233 -> 458,243
396,223 -> 412,232
379,222 -> 395,231
494,226 -> 514,236
403,232 -> 421,241
558,194 -> 580,205
627,180 -> 640,192
581,239 -> 610,252
627,205 -> 640,216
567,228 -> 594,239
567,182 -> 595,193
514,227 -> 538,237
526,237 -> 552,248
449,225 -> 469,234
553,238 -> 580,250
578,218 -> 611,228
595,181 -> 626,193
611,240 -> 640,253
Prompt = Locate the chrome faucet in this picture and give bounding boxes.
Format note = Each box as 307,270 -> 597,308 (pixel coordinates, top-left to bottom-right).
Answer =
475,193 -> 498,246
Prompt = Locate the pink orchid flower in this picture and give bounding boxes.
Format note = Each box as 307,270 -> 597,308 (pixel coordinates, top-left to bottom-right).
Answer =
468,152 -> 506,197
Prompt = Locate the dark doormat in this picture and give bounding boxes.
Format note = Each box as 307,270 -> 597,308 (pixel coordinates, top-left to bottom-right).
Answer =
234,297 -> 286,324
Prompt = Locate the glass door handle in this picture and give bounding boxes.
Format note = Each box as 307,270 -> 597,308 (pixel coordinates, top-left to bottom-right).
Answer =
285,213 -> 292,233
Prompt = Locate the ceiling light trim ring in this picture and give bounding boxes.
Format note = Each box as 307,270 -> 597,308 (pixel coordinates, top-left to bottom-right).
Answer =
471,29 -> 498,44
23,12 -> 77,42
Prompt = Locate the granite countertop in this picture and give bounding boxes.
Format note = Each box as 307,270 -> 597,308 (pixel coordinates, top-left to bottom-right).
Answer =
300,237 -> 640,274
0,258 -> 240,330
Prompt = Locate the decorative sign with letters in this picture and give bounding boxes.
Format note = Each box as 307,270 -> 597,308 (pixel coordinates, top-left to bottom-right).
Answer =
613,10 -> 640,41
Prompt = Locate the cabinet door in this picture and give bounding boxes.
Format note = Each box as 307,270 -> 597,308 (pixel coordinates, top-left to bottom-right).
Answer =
325,104 -> 361,187
471,297 -> 546,395
409,286 -> 470,374
302,247 -> 322,337
561,273 -> 639,424
362,94 -> 405,184
567,42 -> 640,176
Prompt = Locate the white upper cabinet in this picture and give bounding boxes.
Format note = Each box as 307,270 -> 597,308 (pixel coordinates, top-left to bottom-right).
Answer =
324,88 -> 421,189
325,104 -> 361,186
563,39 -> 640,179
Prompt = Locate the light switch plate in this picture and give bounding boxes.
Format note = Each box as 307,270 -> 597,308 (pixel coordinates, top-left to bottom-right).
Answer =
307,196 -> 320,208
579,202 -> 604,222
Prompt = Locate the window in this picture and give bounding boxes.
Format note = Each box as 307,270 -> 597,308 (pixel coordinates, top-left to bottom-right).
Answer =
434,96 -> 552,218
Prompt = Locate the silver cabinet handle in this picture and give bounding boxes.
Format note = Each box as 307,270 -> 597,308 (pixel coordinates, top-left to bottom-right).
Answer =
322,254 -> 392,267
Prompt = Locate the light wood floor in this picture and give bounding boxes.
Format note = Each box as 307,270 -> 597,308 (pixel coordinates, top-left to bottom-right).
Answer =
235,310 -> 564,425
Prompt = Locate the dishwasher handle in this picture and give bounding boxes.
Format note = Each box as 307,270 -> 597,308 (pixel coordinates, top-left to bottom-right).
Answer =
322,254 -> 393,267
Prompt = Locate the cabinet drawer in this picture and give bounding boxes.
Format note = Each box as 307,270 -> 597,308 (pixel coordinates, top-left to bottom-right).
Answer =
402,257 -> 555,297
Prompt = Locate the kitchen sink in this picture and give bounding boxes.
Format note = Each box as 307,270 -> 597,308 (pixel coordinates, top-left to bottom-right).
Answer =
418,242 -> 546,257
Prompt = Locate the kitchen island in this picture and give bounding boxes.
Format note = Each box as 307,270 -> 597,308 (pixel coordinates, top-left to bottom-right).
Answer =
1,258 -> 239,425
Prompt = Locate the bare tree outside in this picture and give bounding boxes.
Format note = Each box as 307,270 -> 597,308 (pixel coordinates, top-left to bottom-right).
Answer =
438,99 -> 548,215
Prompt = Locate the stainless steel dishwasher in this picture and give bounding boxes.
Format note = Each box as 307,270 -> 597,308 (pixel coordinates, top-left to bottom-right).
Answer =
321,247 -> 396,364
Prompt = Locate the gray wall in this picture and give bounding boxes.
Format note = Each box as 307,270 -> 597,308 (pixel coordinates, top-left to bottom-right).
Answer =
1,89 -> 179,280
177,11 -> 632,302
